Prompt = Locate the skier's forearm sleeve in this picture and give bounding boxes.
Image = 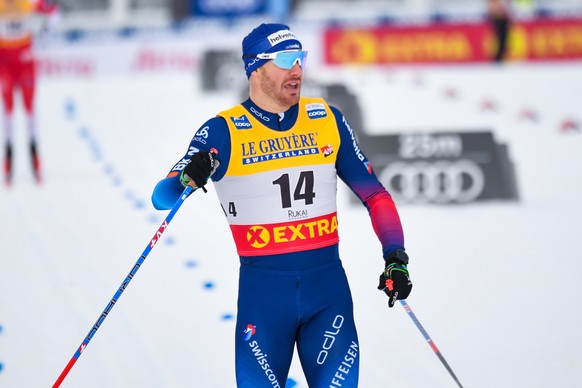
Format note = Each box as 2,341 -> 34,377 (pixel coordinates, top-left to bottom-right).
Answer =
366,189 -> 405,256
152,176 -> 183,210
332,106 -> 405,257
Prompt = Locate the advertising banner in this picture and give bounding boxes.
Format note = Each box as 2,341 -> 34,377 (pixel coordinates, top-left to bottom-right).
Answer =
355,131 -> 519,204
324,18 -> 582,64
36,41 -> 201,79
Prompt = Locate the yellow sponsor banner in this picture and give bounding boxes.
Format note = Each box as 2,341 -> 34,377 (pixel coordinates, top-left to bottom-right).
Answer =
324,18 -> 582,64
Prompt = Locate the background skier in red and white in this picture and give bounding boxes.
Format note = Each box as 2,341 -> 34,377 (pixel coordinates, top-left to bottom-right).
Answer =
0,0 -> 58,185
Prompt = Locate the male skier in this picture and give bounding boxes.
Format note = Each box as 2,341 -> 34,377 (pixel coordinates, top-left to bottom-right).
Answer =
152,23 -> 412,387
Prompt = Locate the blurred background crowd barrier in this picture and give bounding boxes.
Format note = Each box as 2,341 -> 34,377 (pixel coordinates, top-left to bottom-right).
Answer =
37,0 -> 582,78
56,0 -> 581,30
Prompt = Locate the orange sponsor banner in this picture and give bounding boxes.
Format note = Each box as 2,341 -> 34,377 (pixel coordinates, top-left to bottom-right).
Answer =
324,18 -> 582,64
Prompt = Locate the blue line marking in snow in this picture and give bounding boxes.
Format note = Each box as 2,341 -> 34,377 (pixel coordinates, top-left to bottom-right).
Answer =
184,259 -> 198,268
203,281 -> 215,290
78,126 -> 90,139
72,100 -> 164,252
148,214 -> 161,223
221,313 -> 234,321
65,98 -> 76,120
111,176 -> 122,186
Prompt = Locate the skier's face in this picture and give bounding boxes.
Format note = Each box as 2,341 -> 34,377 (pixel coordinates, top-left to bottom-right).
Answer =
256,60 -> 303,109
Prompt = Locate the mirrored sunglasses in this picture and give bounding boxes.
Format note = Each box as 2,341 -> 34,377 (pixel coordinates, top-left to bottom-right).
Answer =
253,50 -> 308,70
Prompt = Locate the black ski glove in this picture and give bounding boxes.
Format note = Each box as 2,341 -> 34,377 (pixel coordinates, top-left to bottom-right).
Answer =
180,150 -> 219,191
377,249 -> 412,308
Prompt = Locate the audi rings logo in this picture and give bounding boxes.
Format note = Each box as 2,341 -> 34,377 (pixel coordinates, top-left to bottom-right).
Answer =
380,160 -> 485,204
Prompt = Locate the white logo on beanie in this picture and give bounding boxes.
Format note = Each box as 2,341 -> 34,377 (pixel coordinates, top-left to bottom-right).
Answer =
267,30 -> 296,47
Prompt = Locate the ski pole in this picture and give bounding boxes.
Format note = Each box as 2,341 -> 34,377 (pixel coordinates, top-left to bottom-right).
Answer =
399,300 -> 464,388
53,185 -> 194,388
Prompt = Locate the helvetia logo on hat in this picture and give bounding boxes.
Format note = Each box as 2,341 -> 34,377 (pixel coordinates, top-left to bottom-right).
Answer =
230,114 -> 252,129
268,30 -> 296,47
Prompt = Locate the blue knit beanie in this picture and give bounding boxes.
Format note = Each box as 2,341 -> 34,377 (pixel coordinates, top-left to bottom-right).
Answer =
242,23 -> 302,78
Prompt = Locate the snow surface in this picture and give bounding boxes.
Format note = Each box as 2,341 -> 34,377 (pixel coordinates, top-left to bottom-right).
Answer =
1,61 -> 582,388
